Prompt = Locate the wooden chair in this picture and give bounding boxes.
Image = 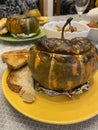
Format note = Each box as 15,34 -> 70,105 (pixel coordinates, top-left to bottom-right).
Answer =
39,0 -> 44,15
89,0 -> 96,9
54,0 -> 96,16
53,0 -> 61,15
39,0 -> 54,16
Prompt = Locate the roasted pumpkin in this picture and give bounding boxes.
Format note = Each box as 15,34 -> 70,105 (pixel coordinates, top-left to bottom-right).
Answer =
28,18 -> 98,92
6,14 -> 40,38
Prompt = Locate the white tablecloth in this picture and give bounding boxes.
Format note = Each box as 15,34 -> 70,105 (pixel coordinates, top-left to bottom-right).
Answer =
0,14 -> 98,130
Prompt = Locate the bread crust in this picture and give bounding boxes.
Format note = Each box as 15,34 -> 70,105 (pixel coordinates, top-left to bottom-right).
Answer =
7,65 -> 35,103
0,18 -> 8,35
7,69 -> 22,92
1,49 -> 28,70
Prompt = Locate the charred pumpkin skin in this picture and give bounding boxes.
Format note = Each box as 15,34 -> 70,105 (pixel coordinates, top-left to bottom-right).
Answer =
6,14 -> 40,35
28,37 -> 98,91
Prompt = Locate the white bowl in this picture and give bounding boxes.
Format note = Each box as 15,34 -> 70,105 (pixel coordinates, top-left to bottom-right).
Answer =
85,7 -> 98,42
44,21 -> 90,40
87,28 -> 98,41
87,7 -> 98,21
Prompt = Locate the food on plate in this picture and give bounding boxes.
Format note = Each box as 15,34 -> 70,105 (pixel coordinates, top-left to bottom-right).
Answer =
0,18 -> 8,35
1,49 -> 28,70
1,49 -> 35,103
28,37 -> 98,93
28,17 -> 98,96
54,25 -> 77,32
7,65 -> 35,103
44,19 -> 90,39
24,9 -> 50,24
1,18 -> 98,102
87,21 -> 98,28
6,14 -> 40,38
37,16 -> 50,25
0,9 -> 49,38
52,18 -> 77,32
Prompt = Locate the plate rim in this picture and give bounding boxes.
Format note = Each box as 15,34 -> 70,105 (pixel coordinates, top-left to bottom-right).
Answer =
2,69 -> 98,125
0,27 -> 45,42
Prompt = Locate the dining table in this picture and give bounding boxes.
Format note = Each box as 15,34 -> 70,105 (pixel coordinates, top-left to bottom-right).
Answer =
0,14 -> 98,130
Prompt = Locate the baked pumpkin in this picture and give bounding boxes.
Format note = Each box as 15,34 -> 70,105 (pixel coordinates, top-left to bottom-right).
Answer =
6,14 -> 40,38
28,18 -> 98,92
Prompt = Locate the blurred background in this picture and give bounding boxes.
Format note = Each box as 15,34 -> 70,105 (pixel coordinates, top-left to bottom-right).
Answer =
0,0 -> 97,17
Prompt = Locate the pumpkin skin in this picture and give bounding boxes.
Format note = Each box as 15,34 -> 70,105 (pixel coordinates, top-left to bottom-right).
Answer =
28,37 -> 98,91
6,14 -> 40,36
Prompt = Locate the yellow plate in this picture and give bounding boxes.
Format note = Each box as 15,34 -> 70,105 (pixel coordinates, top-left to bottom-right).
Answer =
2,69 -> 98,124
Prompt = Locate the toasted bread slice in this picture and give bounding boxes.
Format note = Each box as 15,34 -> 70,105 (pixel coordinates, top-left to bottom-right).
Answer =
1,49 -> 28,70
7,65 -> 35,103
0,18 -> 8,35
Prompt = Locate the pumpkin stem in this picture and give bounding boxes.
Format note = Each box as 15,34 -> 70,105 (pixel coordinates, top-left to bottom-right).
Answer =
61,17 -> 73,39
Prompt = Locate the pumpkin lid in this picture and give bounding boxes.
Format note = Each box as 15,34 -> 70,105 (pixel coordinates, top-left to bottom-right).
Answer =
34,17 -> 93,55
35,37 -> 92,55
